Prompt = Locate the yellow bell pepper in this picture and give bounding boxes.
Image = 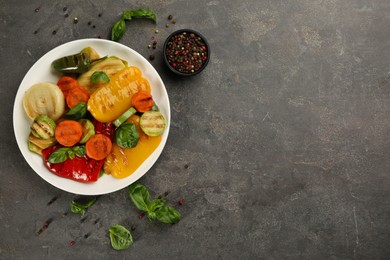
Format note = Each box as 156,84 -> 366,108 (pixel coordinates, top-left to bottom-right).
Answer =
104,115 -> 162,178
87,66 -> 151,122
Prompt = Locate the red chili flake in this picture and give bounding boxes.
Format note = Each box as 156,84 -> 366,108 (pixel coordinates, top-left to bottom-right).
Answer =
178,199 -> 184,205
70,241 -> 75,246
139,212 -> 145,219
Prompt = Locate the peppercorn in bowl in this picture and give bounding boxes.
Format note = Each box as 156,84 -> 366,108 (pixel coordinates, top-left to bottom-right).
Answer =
163,29 -> 210,76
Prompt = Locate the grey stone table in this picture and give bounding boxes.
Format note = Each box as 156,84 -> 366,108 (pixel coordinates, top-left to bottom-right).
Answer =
1,0 -> 390,259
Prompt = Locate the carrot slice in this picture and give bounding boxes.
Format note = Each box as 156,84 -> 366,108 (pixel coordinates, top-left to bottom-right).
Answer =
85,134 -> 112,160
66,87 -> 90,108
131,91 -> 154,112
57,76 -> 79,97
55,120 -> 83,147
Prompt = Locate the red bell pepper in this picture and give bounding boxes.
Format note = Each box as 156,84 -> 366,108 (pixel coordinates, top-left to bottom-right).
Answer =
93,119 -> 116,142
42,144 -> 104,183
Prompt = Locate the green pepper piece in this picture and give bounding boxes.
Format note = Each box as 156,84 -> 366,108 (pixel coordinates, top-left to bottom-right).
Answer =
51,52 -> 91,74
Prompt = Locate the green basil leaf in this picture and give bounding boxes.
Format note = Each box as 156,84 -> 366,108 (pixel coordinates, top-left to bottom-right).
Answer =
149,198 -> 165,212
111,18 -> 126,42
70,197 -> 97,216
72,146 -> 86,157
128,183 -> 150,211
109,225 -> 133,250
148,211 -> 157,221
123,9 -> 156,22
67,150 -> 75,159
156,205 -> 181,224
64,102 -> 87,120
48,148 -> 70,163
115,122 -> 139,148
91,71 -> 110,83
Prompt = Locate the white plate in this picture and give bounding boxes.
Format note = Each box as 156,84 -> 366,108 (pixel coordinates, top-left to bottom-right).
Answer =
13,39 -> 170,195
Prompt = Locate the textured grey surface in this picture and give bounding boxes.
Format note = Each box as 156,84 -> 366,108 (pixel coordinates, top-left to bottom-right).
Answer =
1,0 -> 390,259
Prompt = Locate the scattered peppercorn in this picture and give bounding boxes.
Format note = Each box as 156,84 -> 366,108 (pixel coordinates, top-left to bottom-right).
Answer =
166,23 -> 170,28
165,31 -> 208,74
73,17 -> 78,24
93,218 -> 100,224
184,164 -> 189,169
172,18 -> 176,24
88,21 -> 91,26
131,225 -> 136,231
168,15 -> 173,20
98,13 -> 102,17
164,191 -> 169,197
63,212 -> 68,217
64,13 -> 69,18
149,54 -> 155,61
92,25 -> 96,29
34,30 -> 38,34
70,241 -> 75,246
84,233 -> 91,239
34,7 -> 40,13
52,30 -> 57,35
63,7 -> 67,12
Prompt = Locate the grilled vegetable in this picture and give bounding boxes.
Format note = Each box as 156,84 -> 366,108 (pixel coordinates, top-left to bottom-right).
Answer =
28,141 -> 43,155
30,115 -> 56,139
87,66 -> 151,123
23,82 -> 65,121
140,111 -> 166,136
80,47 -> 101,60
79,119 -> 95,144
28,134 -> 57,149
77,57 -> 127,94
113,107 -> 137,128
51,52 -> 91,74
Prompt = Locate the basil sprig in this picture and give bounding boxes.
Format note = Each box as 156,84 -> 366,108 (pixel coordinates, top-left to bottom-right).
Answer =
109,225 -> 133,250
111,9 -> 157,41
64,102 -> 87,120
129,183 -> 181,224
115,122 -> 140,148
48,146 -> 86,163
71,197 -> 97,216
91,71 -> 110,83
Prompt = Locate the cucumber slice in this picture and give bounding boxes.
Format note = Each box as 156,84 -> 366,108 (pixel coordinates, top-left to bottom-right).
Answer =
31,115 -> 56,139
140,111 -> 166,136
79,119 -> 95,144
113,107 -> 137,128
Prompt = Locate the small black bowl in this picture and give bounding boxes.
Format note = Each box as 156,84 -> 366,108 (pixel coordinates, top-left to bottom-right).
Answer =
163,29 -> 210,77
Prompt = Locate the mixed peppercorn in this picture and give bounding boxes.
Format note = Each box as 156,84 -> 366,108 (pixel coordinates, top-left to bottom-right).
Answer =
165,31 -> 208,74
